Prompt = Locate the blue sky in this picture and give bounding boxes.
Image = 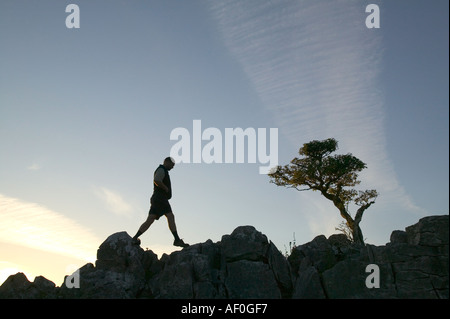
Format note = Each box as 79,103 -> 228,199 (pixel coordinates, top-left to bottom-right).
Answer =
0,0 -> 448,285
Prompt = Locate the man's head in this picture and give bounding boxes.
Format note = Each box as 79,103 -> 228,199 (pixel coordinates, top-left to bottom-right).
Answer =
163,157 -> 175,170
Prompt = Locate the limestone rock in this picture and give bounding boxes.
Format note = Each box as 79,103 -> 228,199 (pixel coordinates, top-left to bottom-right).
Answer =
1,215 -> 448,299
225,260 -> 280,298
0,272 -> 57,299
221,225 -> 269,262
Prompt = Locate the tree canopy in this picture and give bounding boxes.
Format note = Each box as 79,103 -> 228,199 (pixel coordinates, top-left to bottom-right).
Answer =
268,138 -> 378,244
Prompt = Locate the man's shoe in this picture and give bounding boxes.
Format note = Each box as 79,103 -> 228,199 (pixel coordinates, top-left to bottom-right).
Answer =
174,239 -> 189,248
131,238 -> 141,245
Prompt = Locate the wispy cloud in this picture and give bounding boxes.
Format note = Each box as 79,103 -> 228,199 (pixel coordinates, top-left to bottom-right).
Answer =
0,194 -> 99,262
92,186 -> 134,217
210,0 -> 383,149
27,163 -> 41,171
208,0 -> 426,237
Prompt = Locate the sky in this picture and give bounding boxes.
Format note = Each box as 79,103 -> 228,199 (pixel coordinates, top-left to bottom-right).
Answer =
0,0 -> 448,286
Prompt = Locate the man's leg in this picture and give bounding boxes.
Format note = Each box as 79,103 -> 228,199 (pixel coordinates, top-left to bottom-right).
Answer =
166,212 -> 189,247
132,214 -> 157,242
165,212 -> 177,234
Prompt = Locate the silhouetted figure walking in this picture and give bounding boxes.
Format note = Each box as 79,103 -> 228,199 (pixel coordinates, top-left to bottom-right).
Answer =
132,157 -> 189,248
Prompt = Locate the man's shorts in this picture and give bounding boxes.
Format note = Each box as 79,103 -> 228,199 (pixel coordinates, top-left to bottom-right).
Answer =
148,193 -> 172,220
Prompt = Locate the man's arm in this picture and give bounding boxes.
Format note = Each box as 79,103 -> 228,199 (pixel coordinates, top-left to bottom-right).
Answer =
154,180 -> 169,193
154,168 -> 169,193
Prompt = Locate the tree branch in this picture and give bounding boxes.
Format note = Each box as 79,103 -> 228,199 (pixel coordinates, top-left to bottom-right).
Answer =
354,200 -> 375,225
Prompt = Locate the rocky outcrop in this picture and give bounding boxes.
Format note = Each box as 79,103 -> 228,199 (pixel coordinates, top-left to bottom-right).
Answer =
0,215 -> 448,299
289,215 -> 448,299
0,273 -> 57,299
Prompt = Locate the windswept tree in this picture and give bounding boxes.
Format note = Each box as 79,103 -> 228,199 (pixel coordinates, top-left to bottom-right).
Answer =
268,138 -> 378,245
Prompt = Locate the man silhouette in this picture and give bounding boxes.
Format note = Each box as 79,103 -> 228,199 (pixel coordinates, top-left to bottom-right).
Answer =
132,157 -> 189,248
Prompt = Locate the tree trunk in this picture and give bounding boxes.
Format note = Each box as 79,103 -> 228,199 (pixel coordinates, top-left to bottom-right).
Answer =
322,190 -> 366,245
352,222 -> 364,245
